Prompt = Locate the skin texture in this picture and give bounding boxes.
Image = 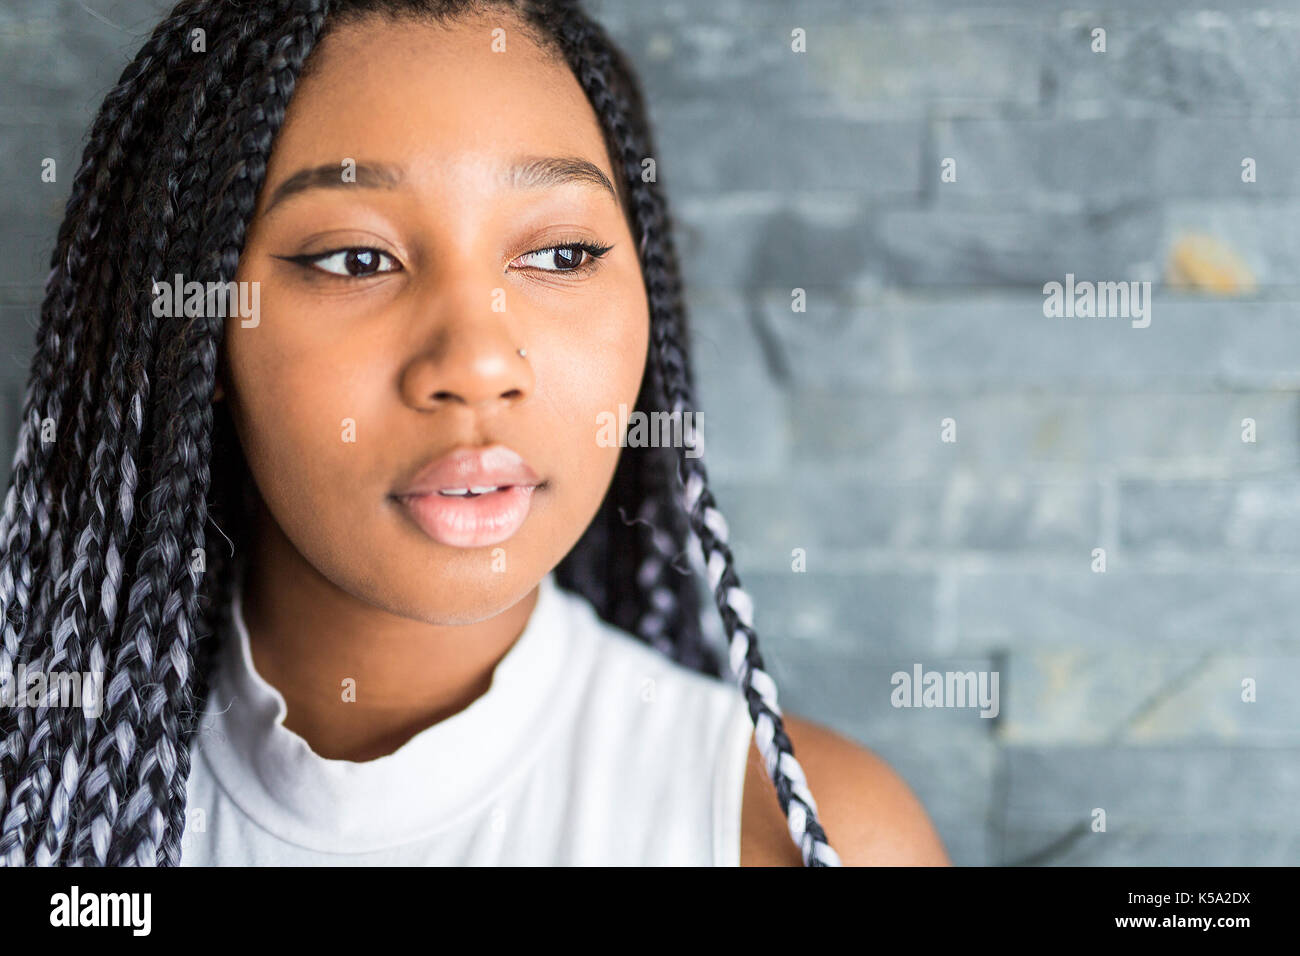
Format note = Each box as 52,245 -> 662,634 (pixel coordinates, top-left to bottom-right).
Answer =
218,11 -> 950,866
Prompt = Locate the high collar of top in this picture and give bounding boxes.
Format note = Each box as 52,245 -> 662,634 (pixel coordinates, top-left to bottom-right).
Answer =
195,571 -> 584,853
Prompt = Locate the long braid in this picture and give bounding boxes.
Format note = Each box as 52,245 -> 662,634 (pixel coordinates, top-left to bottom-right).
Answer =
0,0 -> 308,866
151,6 -> 289,867
60,8 -> 272,867
628,443 -> 720,673
21,21 -> 252,868
0,0 -> 217,819
544,1 -> 843,866
0,137 -> 158,859
0,1 -> 239,864
98,0 -> 327,867
121,0 -> 329,867
616,354 -> 713,669
66,4 -> 284,867
51,7 -> 266,869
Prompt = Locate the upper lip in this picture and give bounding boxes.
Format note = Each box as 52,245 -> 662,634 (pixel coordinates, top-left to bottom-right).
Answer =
392,443 -> 541,497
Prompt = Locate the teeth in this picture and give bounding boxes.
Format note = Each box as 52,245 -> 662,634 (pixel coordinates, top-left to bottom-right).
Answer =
437,485 -> 504,498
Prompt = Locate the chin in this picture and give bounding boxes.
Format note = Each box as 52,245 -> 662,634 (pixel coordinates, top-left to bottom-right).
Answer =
366,556 -> 542,627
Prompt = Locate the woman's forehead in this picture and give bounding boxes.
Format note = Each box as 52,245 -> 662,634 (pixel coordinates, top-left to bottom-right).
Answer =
259,13 -> 614,208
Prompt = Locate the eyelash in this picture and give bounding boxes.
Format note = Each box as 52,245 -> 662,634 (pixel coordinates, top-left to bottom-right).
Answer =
512,241 -> 614,277
282,241 -> 614,281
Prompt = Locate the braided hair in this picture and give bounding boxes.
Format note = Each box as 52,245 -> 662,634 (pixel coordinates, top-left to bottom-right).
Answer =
0,0 -> 841,867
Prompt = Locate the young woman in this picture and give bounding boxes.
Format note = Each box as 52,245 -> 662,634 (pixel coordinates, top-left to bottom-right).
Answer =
0,0 -> 950,866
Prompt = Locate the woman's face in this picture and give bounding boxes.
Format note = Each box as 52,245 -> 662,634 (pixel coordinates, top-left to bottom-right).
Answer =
223,12 -> 648,624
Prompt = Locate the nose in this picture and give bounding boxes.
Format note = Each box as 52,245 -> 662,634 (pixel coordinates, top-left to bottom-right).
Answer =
398,286 -> 534,412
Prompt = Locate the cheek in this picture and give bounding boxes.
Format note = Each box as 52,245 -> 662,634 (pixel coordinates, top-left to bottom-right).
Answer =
222,314 -> 385,553
538,284 -> 650,519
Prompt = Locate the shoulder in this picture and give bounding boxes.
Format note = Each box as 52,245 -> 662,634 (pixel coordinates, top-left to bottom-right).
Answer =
740,713 -> 951,866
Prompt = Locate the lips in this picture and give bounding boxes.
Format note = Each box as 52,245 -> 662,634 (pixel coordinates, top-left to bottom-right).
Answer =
391,444 -> 542,548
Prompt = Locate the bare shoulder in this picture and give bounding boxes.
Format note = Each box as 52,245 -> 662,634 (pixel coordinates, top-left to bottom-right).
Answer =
739,712 -> 952,866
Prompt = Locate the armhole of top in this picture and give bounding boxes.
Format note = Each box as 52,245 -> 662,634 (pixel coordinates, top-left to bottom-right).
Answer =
713,693 -> 754,867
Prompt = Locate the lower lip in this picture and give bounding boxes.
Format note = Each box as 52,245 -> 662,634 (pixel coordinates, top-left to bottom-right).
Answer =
395,485 -> 539,548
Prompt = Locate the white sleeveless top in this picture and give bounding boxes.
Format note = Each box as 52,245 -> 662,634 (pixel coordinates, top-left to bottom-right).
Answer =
179,571 -> 755,866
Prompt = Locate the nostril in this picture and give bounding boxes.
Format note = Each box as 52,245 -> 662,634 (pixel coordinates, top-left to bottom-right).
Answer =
500,388 -> 524,401
432,390 -> 461,402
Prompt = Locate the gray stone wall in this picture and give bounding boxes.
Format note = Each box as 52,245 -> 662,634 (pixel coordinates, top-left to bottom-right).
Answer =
597,0 -> 1300,866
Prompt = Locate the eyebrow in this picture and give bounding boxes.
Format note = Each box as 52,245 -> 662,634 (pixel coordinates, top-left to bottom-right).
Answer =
262,155 -> 620,215
508,156 -> 618,204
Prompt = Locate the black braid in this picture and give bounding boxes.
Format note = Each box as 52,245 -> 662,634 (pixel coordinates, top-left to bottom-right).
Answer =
53,12 -> 271,868
132,1 -> 329,868
0,0 -> 247,864
103,0 -> 329,868
0,0 -> 220,830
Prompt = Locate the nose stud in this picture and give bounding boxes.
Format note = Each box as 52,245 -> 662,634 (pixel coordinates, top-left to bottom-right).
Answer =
517,347 -> 527,358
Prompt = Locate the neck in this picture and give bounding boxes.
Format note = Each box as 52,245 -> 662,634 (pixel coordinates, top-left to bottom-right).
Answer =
239,505 -> 539,762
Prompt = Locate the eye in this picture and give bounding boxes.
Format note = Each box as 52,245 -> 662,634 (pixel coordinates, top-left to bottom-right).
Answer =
287,247 -> 402,278
511,241 -> 613,274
